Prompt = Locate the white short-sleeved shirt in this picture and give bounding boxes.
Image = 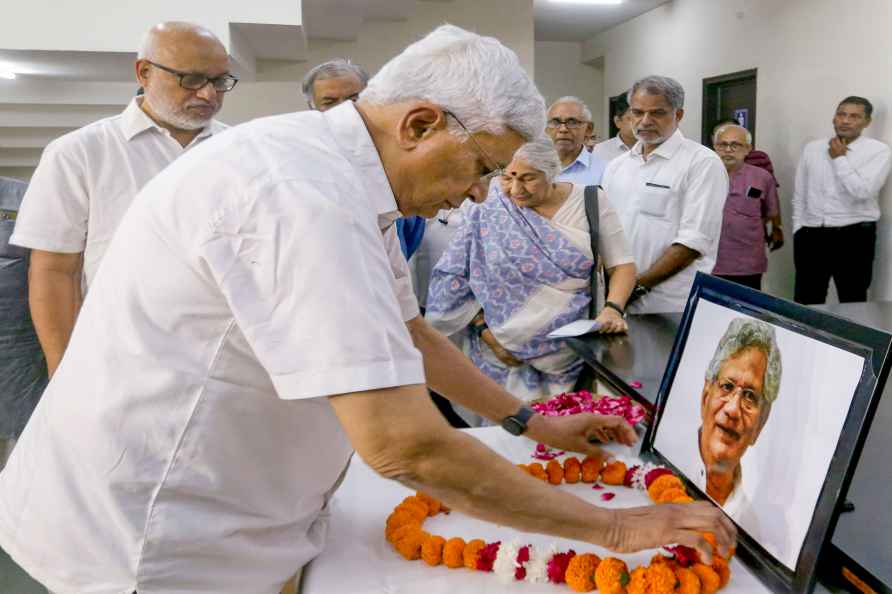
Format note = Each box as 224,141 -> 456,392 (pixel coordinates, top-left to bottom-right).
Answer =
0,102 -> 425,594
591,135 -> 632,163
603,130 -> 729,313
10,97 -> 227,290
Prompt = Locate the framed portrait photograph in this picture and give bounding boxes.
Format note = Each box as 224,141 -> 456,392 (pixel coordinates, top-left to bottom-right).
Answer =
641,273 -> 892,594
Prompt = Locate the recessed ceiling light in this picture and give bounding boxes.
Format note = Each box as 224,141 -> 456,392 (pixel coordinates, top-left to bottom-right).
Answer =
549,0 -> 623,4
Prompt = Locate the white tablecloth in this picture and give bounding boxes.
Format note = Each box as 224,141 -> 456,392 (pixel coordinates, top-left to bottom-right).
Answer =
301,427 -> 769,594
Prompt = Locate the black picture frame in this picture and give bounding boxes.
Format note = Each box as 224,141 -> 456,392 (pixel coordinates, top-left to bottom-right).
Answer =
640,273 -> 892,594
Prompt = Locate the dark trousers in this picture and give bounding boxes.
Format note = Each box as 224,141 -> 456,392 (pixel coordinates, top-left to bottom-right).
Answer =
714,274 -> 762,291
794,222 -> 876,304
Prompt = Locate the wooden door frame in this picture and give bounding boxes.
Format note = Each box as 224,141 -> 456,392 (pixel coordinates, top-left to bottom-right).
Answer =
701,68 -> 758,146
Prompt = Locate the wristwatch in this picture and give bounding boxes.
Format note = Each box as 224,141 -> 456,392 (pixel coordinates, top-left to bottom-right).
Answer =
501,406 -> 536,436
604,300 -> 625,318
629,283 -> 650,303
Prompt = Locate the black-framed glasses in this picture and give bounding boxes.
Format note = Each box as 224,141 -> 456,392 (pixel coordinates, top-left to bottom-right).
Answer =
146,61 -> 239,92
714,141 -> 747,152
546,118 -> 587,130
443,111 -> 505,184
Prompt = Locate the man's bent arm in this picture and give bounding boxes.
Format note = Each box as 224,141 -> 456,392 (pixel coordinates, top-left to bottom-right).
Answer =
637,243 -> 699,290
329,384 -> 735,560
28,249 -> 83,376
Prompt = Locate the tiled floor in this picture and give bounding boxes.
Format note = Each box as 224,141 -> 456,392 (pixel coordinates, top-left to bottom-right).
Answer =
0,546 -> 44,594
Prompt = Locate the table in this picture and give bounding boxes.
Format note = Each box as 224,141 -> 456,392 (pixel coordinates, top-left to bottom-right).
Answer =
567,303 -> 892,592
301,427 -> 770,594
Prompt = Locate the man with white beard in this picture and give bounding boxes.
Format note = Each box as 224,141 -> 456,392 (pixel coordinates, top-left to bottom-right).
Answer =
11,21 -> 232,376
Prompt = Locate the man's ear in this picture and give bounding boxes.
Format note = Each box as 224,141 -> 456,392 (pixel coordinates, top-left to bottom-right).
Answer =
135,60 -> 152,87
613,115 -> 623,129
585,122 -> 594,136
675,108 -> 685,124
701,380 -> 710,420
397,103 -> 447,149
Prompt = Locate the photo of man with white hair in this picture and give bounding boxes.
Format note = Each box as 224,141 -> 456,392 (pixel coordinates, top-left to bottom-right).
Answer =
697,317 -> 782,514
0,25 -> 733,594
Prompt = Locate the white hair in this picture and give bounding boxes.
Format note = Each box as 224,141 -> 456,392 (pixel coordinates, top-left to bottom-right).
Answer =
706,317 -> 782,407
302,59 -> 370,108
360,24 -> 545,141
549,96 -> 593,122
628,75 -> 685,110
512,138 -> 562,182
137,21 -> 221,60
713,123 -> 753,146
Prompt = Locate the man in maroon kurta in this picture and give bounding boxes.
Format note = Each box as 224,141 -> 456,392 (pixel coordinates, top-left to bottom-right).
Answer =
712,124 -> 782,290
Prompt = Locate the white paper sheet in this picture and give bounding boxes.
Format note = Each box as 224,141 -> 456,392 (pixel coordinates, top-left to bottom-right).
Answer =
547,319 -> 601,338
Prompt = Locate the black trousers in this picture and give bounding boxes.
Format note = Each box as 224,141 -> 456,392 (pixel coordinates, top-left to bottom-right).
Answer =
794,222 -> 877,304
714,274 -> 762,291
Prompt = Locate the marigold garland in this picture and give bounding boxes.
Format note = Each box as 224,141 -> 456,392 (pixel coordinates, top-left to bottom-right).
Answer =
385,455 -> 734,592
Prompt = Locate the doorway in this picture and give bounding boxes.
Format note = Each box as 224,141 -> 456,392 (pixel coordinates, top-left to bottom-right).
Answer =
608,92 -> 627,139
701,69 -> 757,147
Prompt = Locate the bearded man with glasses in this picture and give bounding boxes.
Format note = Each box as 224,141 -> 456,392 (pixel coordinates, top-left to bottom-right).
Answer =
10,21 -> 231,377
544,96 -> 607,185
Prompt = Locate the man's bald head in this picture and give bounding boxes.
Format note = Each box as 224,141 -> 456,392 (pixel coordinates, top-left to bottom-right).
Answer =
135,22 -> 231,134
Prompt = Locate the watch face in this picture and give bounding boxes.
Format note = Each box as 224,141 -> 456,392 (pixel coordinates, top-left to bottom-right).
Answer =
501,416 -> 525,436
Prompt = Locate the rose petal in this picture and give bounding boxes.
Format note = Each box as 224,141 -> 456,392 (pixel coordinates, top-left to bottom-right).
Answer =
600,492 -> 616,501
592,484 -> 604,490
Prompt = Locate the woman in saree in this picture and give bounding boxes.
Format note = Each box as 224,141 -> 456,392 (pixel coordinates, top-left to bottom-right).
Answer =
425,139 -> 637,416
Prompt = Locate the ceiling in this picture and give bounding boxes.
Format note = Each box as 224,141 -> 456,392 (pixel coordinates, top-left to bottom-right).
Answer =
534,0 -> 673,42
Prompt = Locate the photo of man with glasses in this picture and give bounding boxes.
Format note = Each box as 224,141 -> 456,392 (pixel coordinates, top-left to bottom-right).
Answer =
697,317 -> 782,511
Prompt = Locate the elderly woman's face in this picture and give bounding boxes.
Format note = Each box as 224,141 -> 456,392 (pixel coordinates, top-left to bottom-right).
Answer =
499,157 -> 551,209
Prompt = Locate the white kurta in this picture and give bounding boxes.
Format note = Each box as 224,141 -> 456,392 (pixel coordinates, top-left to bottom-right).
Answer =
10,98 -> 227,291
0,102 -> 425,594
602,130 -> 729,314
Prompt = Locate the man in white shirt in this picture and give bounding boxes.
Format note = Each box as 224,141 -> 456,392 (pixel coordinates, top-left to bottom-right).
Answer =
546,96 -> 608,185
300,58 -> 369,111
602,76 -> 729,313
0,25 -> 734,594
793,96 -> 892,304
10,21 -> 232,376
592,91 -> 636,163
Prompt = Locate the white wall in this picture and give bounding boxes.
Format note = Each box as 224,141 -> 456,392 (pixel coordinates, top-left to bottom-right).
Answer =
221,0 -> 535,124
534,41 -> 605,138
582,0 -> 892,301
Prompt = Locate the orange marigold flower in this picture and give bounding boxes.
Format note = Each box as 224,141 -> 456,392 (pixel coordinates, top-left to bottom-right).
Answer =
395,530 -> 429,560
647,474 -> 684,501
702,532 -> 735,559
566,553 -> 602,592
443,537 -> 466,569
656,487 -> 688,504
395,501 -> 429,521
401,496 -> 431,516
601,461 -> 628,486
385,518 -> 421,542
387,523 -> 422,545
415,492 -> 442,516
463,538 -> 487,570
627,566 -> 649,594
594,557 -> 628,594
421,535 -> 446,566
646,562 -> 678,594
711,556 -> 730,588
672,495 -> 695,504
691,563 -> 720,594
675,566 -> 702,594
547,459 -> 565,485
581,457 -> 601,483
564,457 -> 582,483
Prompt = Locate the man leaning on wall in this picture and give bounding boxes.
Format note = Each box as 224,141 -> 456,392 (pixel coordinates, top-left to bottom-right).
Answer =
10,21 -> 233,376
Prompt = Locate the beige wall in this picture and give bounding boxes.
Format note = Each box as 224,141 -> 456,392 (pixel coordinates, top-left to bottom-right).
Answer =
534,41 -> 605,139
583,0 -> 892,301
222,0 -> 535,124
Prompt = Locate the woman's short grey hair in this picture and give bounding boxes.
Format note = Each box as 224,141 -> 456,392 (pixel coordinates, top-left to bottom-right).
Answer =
302,59 -> 370,108
628,75 -> 685,111
361,24 -> 546,142
713,123 -> 753,146
706,317 -> 782,406
550,96 -> 592,122
512,137 -> 562,182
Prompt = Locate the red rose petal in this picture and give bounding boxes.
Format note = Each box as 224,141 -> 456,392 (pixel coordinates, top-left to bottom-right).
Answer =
600,492 -> 616,501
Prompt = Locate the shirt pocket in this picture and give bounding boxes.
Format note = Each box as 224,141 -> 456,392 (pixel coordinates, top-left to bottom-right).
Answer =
637,186 -> 674,219
729,193 -> 762,219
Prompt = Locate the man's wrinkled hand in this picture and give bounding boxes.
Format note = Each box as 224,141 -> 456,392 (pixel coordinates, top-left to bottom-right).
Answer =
527,413 -> 637,459
608,502 -> 737,564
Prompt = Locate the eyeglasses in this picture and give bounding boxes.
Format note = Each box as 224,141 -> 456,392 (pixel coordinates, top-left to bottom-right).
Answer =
714,141 -> 747,151
146,61 -> 239,93
444,111 -> 505,184
546,118 -> 587,130
714,377 -> 764,414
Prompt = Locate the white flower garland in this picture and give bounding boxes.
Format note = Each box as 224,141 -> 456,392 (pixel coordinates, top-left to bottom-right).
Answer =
492,540 -> 520,584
